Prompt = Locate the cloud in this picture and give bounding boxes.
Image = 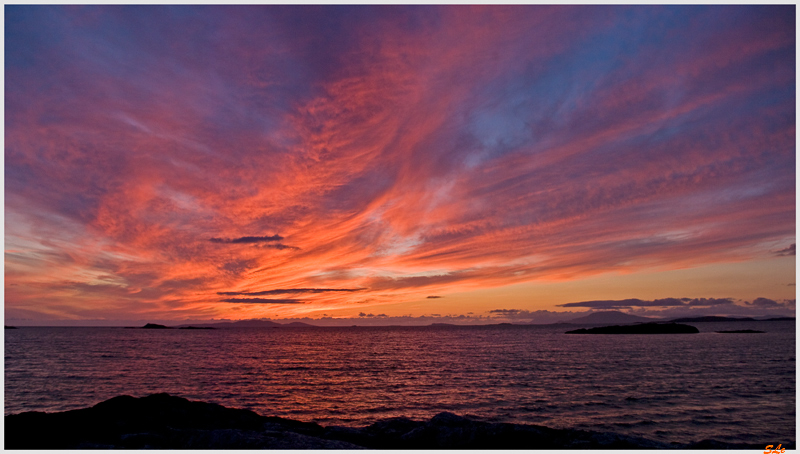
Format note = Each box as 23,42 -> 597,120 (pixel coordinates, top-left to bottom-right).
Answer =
218,288 -> 366,296
426,295 -> 443,299
4,6 -> 794,322
559,298 -> 667,309
358,312 -> 389,317
366,272 -> 469,291
219,298 -> 305,304
552,297 -> 794,320
489,309 -> 523,315
487,309 -> 586,323
621,298 -> 797,320
683,297 -> 734,306
558,297 -> 734,309
264,243 -> 300,250
746,297 -> 780,307
209,235 -> 284,244
775,243 -> 795,256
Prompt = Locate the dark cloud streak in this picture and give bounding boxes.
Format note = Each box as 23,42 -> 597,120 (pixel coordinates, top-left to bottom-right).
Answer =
218,288 -> 366,296
209,235 -> 284,244
265,243 -> 300,250
219,298 -> 305,304
558,298 -> 735,309
3,6 -> 794,322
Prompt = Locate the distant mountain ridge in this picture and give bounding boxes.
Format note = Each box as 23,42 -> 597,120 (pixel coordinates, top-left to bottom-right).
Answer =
168,315 -> 793,329
668,316 -> 755,323
175,320 -> 315,328
667,316 -> 795,323
566,311 -> 655,325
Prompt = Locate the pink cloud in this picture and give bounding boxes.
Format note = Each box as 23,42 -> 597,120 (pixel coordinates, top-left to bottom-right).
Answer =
5,6 -> 795,321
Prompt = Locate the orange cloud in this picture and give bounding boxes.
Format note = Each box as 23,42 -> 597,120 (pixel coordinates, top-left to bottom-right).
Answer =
5,6 -> 795,321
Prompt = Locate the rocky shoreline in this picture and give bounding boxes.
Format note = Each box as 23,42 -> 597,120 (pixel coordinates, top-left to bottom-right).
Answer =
5,393 -> 770,449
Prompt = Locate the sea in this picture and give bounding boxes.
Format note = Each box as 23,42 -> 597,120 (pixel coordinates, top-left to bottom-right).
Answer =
4,321 -> 796,446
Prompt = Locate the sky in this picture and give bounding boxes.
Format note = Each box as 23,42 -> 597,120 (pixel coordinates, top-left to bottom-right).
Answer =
4,5 -> 796,325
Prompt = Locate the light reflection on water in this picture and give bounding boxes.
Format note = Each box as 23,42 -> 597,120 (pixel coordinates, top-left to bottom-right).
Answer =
4,321 -> 795,444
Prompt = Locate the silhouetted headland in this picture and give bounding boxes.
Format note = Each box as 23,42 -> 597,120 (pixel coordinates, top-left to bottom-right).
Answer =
5,325 -> 18,329
566,323 -> 700,334
4,393 -> 769,449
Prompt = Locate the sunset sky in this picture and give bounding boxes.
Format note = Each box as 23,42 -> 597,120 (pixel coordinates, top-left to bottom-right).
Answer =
5,5 -> 796,324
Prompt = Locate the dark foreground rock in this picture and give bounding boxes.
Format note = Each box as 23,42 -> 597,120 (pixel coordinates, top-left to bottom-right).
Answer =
5,393 -> 769,449
566,323 -> 700,334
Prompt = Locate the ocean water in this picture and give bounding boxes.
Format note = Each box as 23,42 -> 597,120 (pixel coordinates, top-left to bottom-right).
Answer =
4,321 -> 795,445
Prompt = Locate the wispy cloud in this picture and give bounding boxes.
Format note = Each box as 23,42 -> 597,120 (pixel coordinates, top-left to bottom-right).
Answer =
263,243 -> 301,251
219,298 -> 305,304
558,298 -> 735,309
489,309 -> 524,315
4,5 -> 794,321
775,244 -> 795,256
209,235 -> 284,244
218,288 -> 366,296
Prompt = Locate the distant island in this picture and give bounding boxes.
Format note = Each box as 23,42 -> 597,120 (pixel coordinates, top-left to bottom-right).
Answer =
4,393 -> 768,449
140,323 -> 172,329
566,323 -> 700,334
126,324 -> 213,330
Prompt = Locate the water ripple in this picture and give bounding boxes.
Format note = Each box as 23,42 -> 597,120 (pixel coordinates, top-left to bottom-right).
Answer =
4,322 -> 795,445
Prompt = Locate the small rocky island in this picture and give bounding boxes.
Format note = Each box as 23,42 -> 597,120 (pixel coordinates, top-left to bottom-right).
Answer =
566,323 -> 700,334
126,323 -> 215,330
141,323 -> 173,329
4,393 -> 766,449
